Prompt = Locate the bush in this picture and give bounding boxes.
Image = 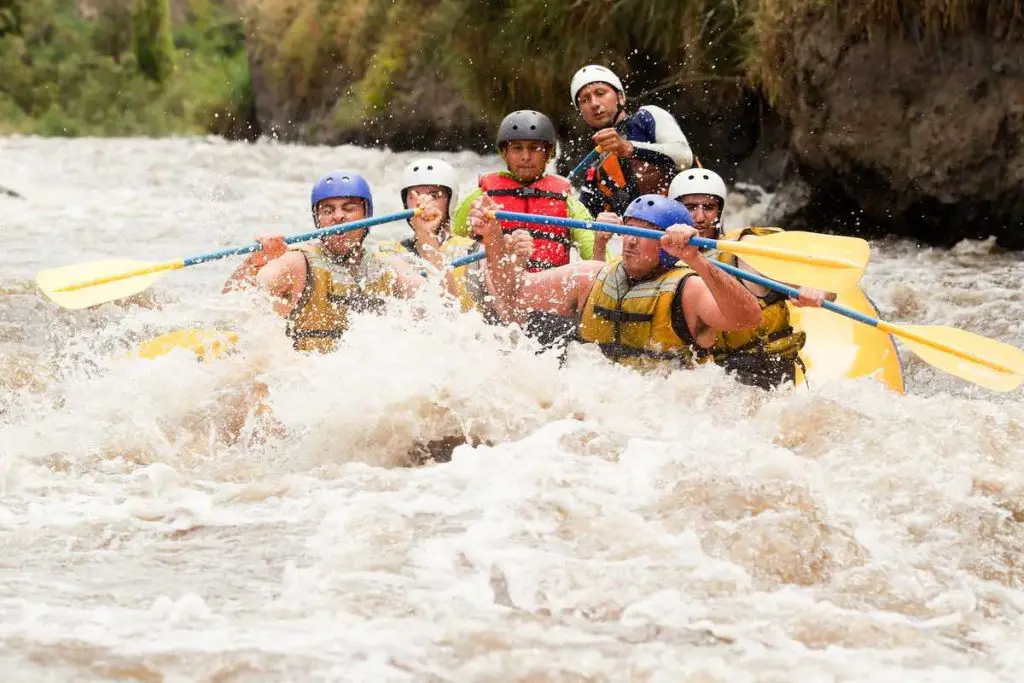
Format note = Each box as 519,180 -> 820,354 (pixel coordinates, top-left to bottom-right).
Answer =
0,0 -> 253,137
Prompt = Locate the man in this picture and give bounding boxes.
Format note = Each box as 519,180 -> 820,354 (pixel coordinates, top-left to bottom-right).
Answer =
223,170 -> 522,352
473,193 -> 762,371
379,157 -> 533,316
453,110 -> 605,270
569,64 -> 693,218
377,157 -> 477,311
669,168 -> 826,388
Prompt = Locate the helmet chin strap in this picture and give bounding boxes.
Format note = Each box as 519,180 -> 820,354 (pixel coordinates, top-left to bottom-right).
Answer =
696,201 -> 725,250
696,225 -> 722,252
613,100 -> 627,125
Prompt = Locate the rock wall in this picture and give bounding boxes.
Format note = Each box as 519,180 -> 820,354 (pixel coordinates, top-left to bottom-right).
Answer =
238,0 -> 1024,247
758,4 -> 1024,247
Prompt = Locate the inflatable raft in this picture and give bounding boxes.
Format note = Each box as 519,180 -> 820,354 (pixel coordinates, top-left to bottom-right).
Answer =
791,285 -> 905,393
131,283 -> 906,394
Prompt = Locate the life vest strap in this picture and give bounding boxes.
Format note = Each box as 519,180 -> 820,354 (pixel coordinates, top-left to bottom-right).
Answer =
593,305 -> 654,324
326,293 -> 387,314
520,227 -> 573,247
725,326 -> 803,359
287,328 -> 346,340
486,187 -> 567,201
596,342 -> 694,364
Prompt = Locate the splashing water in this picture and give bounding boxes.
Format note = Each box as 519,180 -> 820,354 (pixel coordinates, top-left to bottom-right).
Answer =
1,137 -> 1023,681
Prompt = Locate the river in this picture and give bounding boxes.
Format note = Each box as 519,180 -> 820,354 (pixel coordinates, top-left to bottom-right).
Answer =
1,136 -> 1023,681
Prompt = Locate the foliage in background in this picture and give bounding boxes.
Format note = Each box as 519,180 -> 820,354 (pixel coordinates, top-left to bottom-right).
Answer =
0,0 -> 253,137
132,0 -> 175,83
2,0 -> 1022,139
241,0 -> 756,131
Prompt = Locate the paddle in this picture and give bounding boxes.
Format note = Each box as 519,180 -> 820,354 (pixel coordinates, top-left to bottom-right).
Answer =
490,211 -> 869,291
568,147 -> 601,181
130,248 -> 488,361
712,259 -> 1024,392
36,210 -> 418,310
449,250 -> 487,268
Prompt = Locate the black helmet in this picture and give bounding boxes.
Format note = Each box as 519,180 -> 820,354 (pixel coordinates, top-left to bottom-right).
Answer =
496,110 -> 557,148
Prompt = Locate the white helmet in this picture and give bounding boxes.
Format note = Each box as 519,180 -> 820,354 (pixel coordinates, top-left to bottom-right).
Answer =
570,64 -> 625,106
669,168 -> 728,207
400,157 -> 459,214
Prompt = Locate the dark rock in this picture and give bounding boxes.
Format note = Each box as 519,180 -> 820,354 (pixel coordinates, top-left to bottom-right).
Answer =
246,45 -> 491,152
765,10 -> 1024,247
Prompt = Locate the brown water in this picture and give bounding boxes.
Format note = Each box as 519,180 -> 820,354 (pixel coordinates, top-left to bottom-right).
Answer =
1,136 -> 1023,682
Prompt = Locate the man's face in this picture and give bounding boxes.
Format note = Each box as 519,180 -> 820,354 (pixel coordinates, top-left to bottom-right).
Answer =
620,217 -> 663,279
678,193 -> 721,239
315,196 -> 368,257
576,82 -> 624,129
500,140 -> 551,183
404,184 -> 450,217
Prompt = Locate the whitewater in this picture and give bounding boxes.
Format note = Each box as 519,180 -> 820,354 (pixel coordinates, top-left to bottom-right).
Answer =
1,136 -> 1022,682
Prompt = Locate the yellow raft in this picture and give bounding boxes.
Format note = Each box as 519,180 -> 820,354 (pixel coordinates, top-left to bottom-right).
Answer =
130,287 -> 906,394
133,328 -> 238,362
791,285 -> 905,394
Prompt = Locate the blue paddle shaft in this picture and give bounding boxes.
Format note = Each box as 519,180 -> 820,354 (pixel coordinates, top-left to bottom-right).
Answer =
568,149 -> 599,180
491,210 -> 718,250
449,250 -> 487,268
494,209 -> 883,329
181,210 -> 416,267
710,259 -> 880,328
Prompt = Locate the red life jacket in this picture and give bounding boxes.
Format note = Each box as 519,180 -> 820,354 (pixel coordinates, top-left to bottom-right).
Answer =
478,173 -> 572,271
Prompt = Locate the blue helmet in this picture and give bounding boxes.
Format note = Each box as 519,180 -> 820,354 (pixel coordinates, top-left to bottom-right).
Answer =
623,194 -> 694,269
310,170 -> 374,218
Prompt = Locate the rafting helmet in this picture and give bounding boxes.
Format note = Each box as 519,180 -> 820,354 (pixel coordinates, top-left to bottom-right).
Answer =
624,194 -> 694,269
310,170 -> 373,226
496,110 -> 558,151
669,168 -> 727,208
570,64 -> 625,106
669,168 -> 726,238
400,157 -> 458,215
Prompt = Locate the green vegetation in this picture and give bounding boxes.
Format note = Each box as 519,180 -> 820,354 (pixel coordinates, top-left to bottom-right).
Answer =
2,0 -> 1020,139
132,0 -> 175,83
245,0 -> 1024,131
0,0 -> 253,137
243,0 -> 758,129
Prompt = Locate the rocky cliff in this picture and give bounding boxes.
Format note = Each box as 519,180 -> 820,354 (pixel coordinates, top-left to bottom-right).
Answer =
238,0 -> 1024,246
755,1 -> 1024,248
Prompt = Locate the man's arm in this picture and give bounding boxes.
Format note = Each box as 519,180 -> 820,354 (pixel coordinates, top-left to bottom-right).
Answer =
684,258 -> 763,333
661,225 -> 761,346
506,261 -> 604,325
630,105 -> 694,170
253,251 -> 308,317
223,235 -> 287,293
566,195 -> 596,259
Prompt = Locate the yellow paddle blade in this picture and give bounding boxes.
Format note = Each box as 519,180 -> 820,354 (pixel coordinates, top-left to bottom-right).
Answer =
133,328 -> 239,361
722,231 -> 870,292
882,322 -> 1024,392
36,259 -> 181,309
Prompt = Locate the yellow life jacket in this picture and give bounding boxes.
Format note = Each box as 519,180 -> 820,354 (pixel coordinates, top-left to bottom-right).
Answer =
578,261 -> 709,371
709,227 -> 806,386
286,244 -> 396,353
376,234 -> 481,313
